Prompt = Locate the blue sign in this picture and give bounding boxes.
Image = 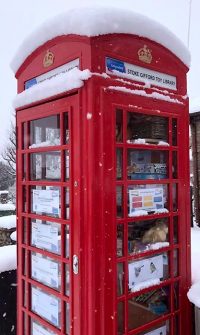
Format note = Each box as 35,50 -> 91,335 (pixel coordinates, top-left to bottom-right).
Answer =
25,78 -> 37,90
106,57 -> 126,73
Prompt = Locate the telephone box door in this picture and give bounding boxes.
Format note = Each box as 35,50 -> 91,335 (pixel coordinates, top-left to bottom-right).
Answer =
16,94 -> 81,335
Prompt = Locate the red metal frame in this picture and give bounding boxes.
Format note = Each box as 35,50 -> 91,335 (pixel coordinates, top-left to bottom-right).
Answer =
16,33 -> 191,335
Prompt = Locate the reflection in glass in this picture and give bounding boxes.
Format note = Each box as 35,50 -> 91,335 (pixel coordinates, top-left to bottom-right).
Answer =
31,320 -> 57,335
30,115 -> 60,148
31,186 -> 61,218
127,149 -> 168,180
127,112 -> 168,145
31,286 -> 61,328
116,109 -> 123,142
30,151 -> 61,180
128,286 -> 169,330
65,263 -> 70,296
117,301 -> 125,335
128,218 -> 169,254
172,119 -> 177,146
117,263 -> 124,296
117,225 -> 124,257
31,251 -> 61,290
172,151 -> 178,179
116,148 -> 123,180
128,253 -> 169,292
128,184 -> 168,217
116,186 -> 123,218
31,219 -> 61,254
173,216 -> 178,244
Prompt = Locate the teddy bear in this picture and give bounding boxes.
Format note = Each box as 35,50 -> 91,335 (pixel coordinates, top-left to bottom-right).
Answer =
142,219 -> 168,244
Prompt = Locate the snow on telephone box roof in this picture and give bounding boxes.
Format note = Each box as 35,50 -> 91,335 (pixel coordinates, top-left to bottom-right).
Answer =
11,6 -> 190,74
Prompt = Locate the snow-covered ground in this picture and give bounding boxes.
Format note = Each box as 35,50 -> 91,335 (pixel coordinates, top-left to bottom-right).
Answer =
0,215 -> 16,274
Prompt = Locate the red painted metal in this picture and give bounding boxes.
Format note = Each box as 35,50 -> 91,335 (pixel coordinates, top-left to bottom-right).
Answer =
15,33 -> 191,335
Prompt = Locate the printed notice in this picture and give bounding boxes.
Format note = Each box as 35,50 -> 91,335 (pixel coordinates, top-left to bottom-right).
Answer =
32,221 -> 60,253
32,321 -> 56,335
129,254 -> 164,289
32,287 -> 60,327
144,325 -> 166,335
129,188 -> 164,214
31,253 -> 60,289
32,189 -> 60,216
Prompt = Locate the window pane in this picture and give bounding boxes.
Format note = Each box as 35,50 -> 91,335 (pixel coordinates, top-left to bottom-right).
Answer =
65,303 -> 70,334
116,109 -> 123,142
65,150 -> 70,180
117,186 -> 123,218
65,188 -> 70,219
31,252 -> 61,290
65,263 -> 70,296
23,122 -> 28,149
128,286 -> 170,330
117,224 -> 124,257
174,282 -> 179,310
66,225 -> 70,258
173,216 -> 178,244
127,112 -> 168,145
127,149 -> 168,180
116,148 -> 123,180
172,151 -> 178,179
128,253 -> 169,292
172,184 -> 178,212
117,263 -> 124,296
31,219 -> 61,254
30,115 -> 60,148
128,184 -> 169,216
128,218 -> 169,255
30,151 -> 61,181
137,321 -> 170,335
172,119 -> 177,146
64,113 -> 70,144
31,186 -> 61,218
31,319 -> 57,335
173,249 -> 179,277
117,301 -> 125,335
31,286 -> 61,328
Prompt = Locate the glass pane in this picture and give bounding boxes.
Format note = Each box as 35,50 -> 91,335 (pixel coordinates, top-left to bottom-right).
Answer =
128,286 -> 170,330
128,253 -> 169,292
117,224 -> 124,257
174,315 -> 179,334
65,263 -> 70,296
128,218 -> 169,255
66,225 -> 70,258
31,219 -> 61,254
117,186 -> 123,218
23,218 -> 27,244
23,280 -> 27,307
172,152 -> 178,179
172,119 -> 177,146
64,113 -> 70,144
30,115 -> 60,148
174,282 -> 179,310
23,312 -> 27,335
116,148 -> 123,180
23,186 -> 27,213
31,252 -> 61,290
66,303 -> 70,334
31,286 -> 61,328
65,150 -> 70,180
127,112 -> 168,145
66,188 -> 70,219
116,109 -> 123,142
127,149 -> 168,180
128,184 -> 169,217
117,263 -> 124,296
23,155 -> 26,180
31,319 -> 57,335
173,249 -> 179,277
31,186 -> 61,218
30,152 -> 61,181
117,301 -> 125,335
137,321 -> 170,335
172,184 -> 178,212
23,122 -> 28,149
23,249 -> 27,276
173,216 -> 178,244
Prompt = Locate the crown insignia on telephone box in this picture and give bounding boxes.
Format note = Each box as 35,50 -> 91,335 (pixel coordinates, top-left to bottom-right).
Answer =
138,45 -> 152,64
43,50 -> 54,67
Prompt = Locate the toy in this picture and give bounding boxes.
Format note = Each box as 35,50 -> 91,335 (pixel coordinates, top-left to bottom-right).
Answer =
142,220 -> 168,244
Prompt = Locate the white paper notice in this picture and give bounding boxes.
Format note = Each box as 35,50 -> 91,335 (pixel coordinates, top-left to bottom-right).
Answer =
32,189 -> 60,216
145,325 -> 166,335
32,321 -> 56,335
32,221 -> 60,253
128,254 -> 164,289
31,253 -> 60,289
32,287 -> 60,327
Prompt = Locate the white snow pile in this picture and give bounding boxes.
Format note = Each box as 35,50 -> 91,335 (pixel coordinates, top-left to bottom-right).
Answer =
11,6 -> 190,74
0,245 -> 16,273
10,231 -> 17,242
190,96 -> 200,114
0,215 -> 16,229
187,227 -> 200,307
131,278 -> 160,292
13,68 -> 91,108
0,203 -> 15,211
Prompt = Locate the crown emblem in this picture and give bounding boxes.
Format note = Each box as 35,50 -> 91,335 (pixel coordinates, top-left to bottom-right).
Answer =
43,50 -> 54,67
138,45 -> 152,64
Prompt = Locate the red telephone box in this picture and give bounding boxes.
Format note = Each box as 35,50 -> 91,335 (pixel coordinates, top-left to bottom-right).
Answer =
14,9 -> 191,335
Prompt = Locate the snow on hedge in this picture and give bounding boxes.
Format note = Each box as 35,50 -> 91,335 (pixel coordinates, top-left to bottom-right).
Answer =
0,245 -> 16,273
11,6 -> 190,74
0,203 -> 15,211
0,215 -> 16,229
